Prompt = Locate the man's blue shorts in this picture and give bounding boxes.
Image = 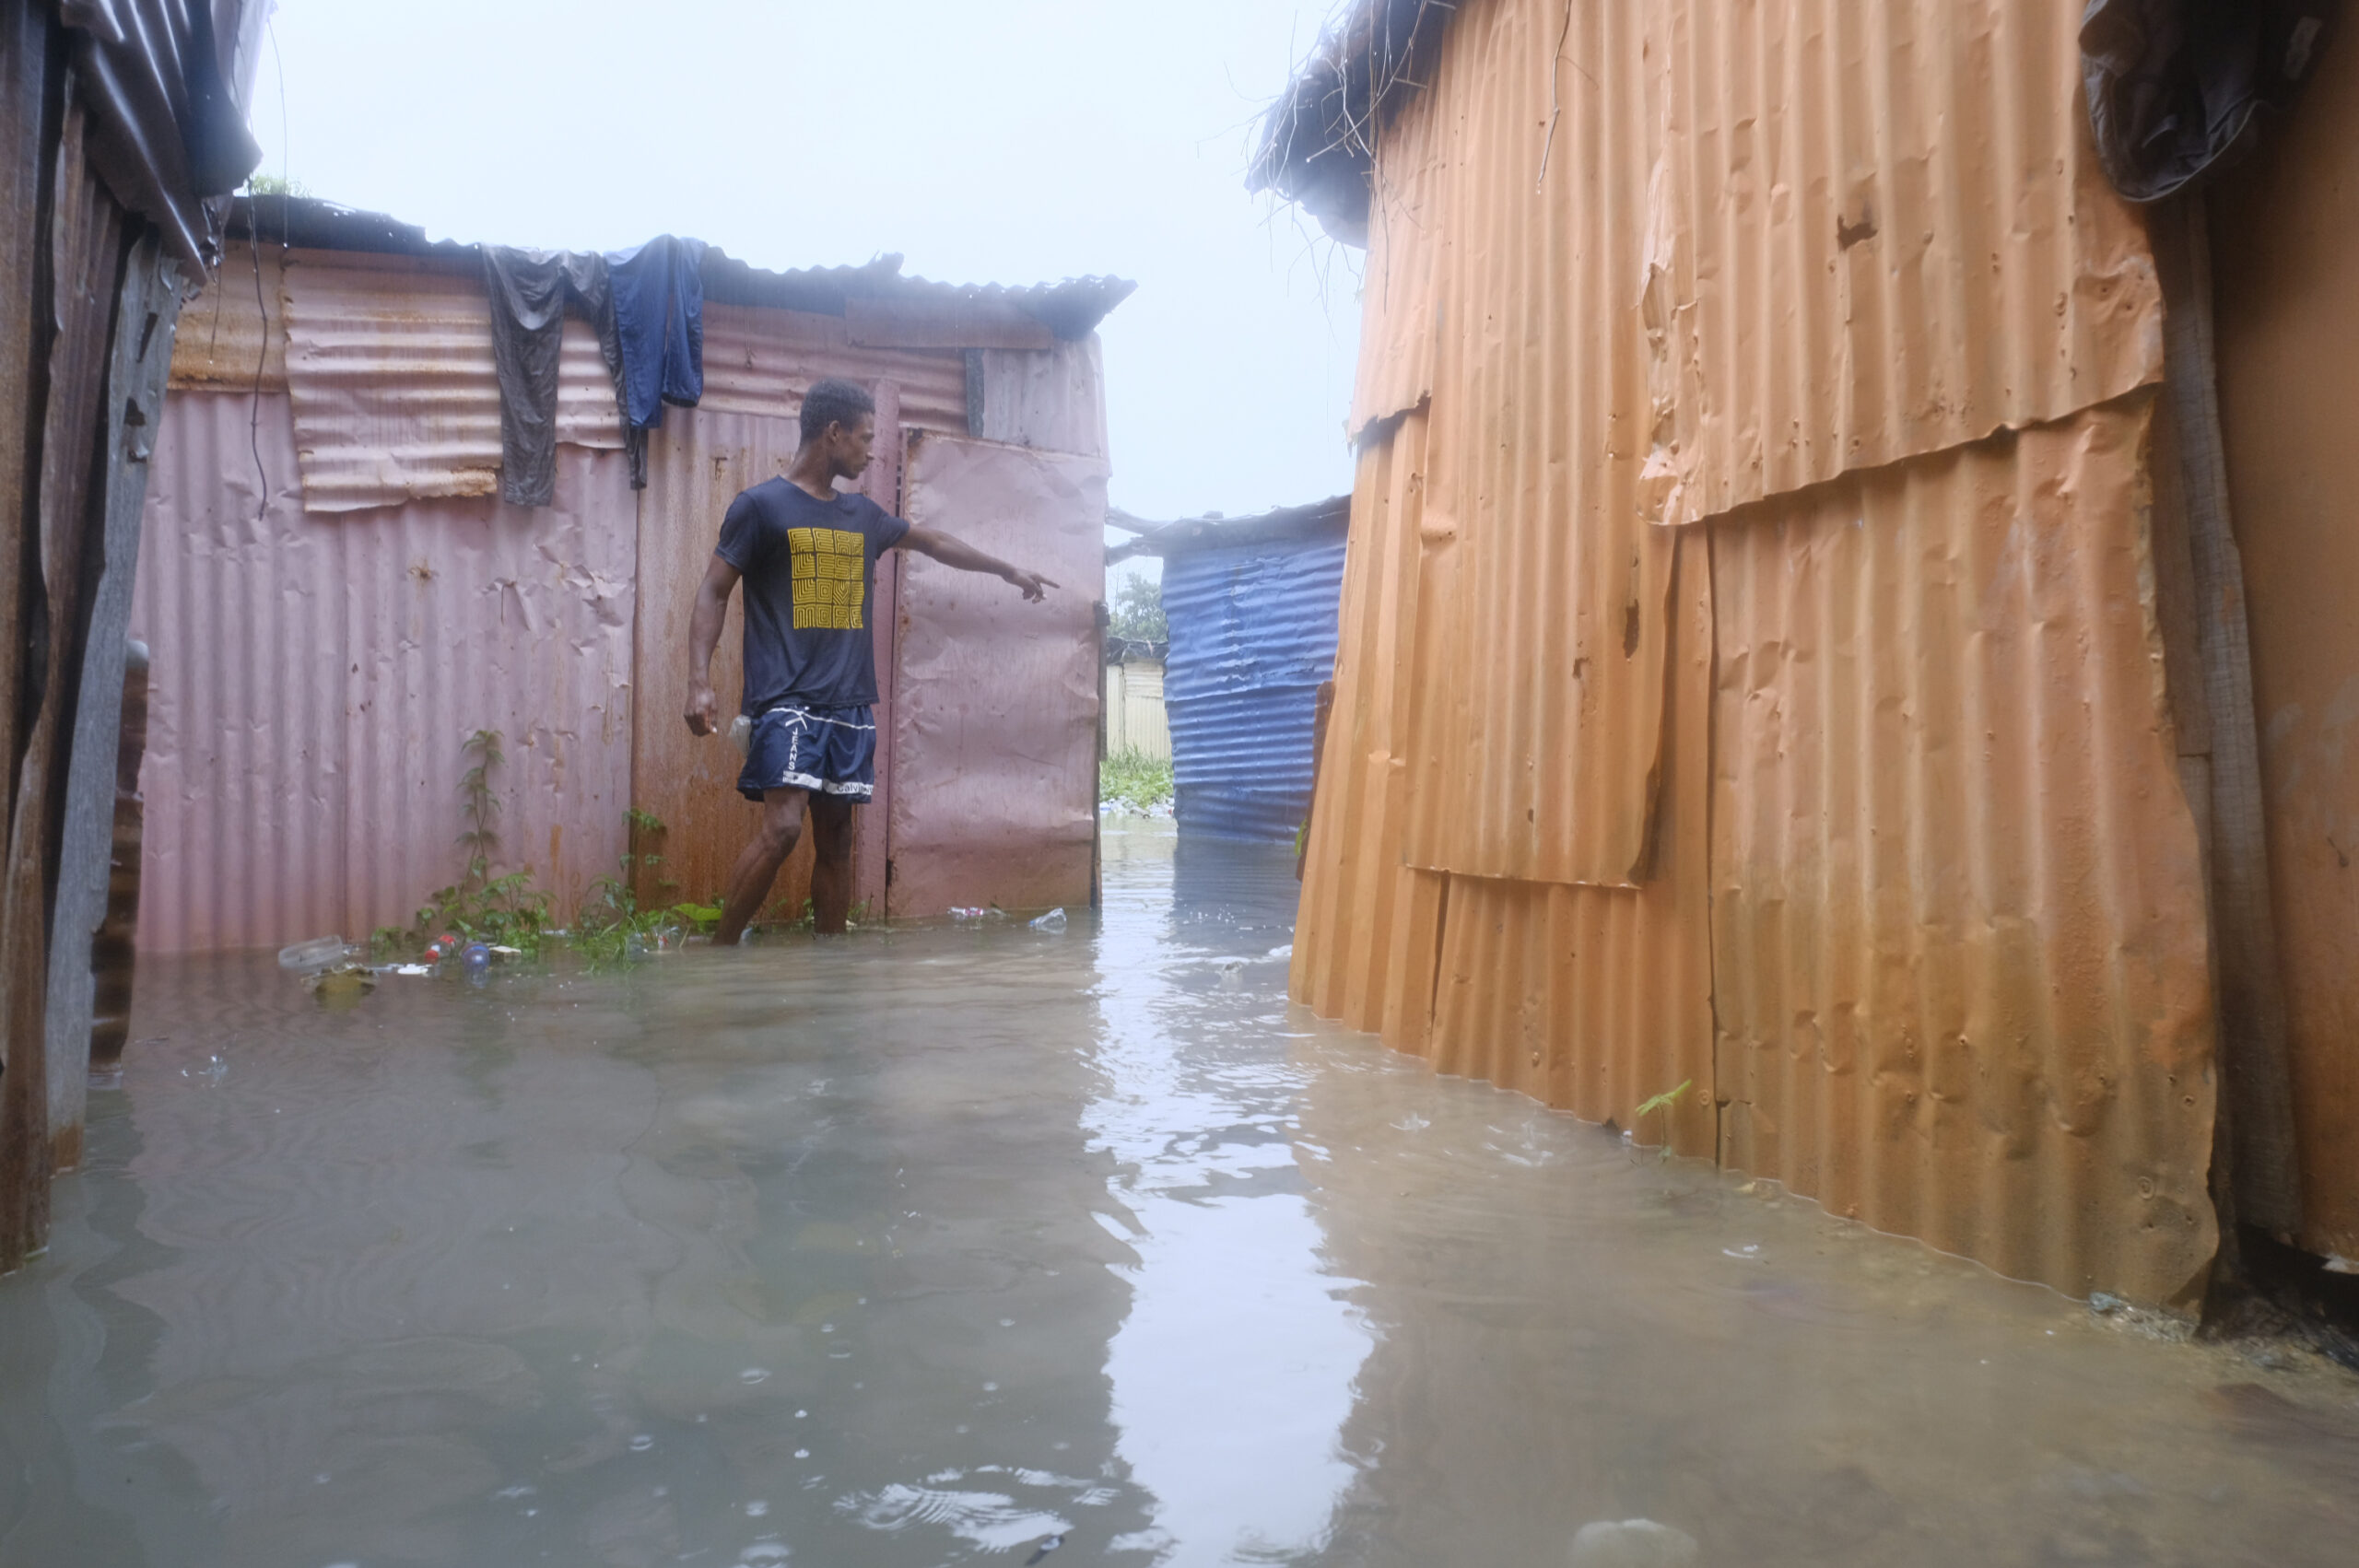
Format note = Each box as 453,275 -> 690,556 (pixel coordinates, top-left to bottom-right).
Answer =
736,704 -> 876,802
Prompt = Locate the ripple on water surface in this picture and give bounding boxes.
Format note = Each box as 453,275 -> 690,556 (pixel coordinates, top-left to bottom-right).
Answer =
0,820 -> 2352,1567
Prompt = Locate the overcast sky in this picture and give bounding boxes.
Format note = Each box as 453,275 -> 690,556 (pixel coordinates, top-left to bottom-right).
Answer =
247,0 -> 1360,536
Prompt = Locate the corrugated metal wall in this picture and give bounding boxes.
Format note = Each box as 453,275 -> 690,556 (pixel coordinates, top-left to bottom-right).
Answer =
1293,0 -> 2213,1303
2208,27 -> 2359,1260
888,434 -> 1105,917
1645,0 -> 2164,526
1162,532 -> 1347,843
1709,403 -> 2214,1300
1356,0 -> 1672,887
1103,661 -> 1170,761
133,391 -> 637,953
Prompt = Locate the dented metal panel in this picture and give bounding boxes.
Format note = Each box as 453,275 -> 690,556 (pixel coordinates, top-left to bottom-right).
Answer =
1427,528 -> 1719,1153
1372,0 -> 1675,889
2208,32 -> 2359,1258
1708,403 -> 2216,1305
889,434 -> 1105,919
1641,0 -> 2163,528
131,392 -> 634,952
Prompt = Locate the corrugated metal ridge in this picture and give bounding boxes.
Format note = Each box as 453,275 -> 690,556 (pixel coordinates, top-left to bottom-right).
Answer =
229,197 -> 1136,340
1163,534 -> 1347,841
1640,0 -> 2165,527
1709,398 -> 2217,1304
1385,0 -> 1676,889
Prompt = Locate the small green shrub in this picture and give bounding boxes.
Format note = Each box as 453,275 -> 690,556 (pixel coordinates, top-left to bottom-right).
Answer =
1100,747 -> 1173,813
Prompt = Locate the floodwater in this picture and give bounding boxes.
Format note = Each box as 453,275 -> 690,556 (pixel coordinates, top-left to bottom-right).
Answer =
3,824 -> 2355,1568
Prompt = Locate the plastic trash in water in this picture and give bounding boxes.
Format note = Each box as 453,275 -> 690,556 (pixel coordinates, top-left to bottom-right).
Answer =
1029,908 -> 1067,932
1569,1519 -> 1699,1568
1024,1536 -> 1064,1566
462,942 -> 491,983
950,907 -> 1005,923
277,935 -> 349,974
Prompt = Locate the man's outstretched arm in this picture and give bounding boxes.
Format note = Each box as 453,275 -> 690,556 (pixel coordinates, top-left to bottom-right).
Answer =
684,555 -> 742,736
895,525 -> 1059,602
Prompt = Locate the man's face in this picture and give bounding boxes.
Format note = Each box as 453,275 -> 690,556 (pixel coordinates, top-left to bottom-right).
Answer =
827,413 -> 877,480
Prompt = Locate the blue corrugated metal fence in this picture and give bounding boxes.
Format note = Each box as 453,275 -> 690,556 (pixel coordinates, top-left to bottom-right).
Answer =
1160,532 -> 1347,841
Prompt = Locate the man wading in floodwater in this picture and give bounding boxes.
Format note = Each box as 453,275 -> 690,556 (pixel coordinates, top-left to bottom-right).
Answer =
684,378 -> 1056,945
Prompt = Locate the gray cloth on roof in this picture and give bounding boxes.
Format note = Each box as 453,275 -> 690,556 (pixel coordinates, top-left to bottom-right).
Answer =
2081,0 -> 2338,203
481,246 -> 627,509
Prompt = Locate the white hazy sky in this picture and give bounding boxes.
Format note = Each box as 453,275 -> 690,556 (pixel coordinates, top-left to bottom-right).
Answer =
248,0 -> 1361,529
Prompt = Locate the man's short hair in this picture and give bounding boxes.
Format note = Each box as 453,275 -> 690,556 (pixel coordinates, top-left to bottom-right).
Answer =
801,378 -> 876,443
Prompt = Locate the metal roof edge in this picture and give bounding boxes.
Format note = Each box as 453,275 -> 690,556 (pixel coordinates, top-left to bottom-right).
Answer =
1107,495 -> 1352,561
225,196 -> 1137,339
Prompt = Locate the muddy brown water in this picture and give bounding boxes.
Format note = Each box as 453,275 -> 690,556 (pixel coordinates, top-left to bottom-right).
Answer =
1,822 -> 2353,1567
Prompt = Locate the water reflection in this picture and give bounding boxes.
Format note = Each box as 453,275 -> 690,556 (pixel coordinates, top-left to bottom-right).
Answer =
0,823 -> 2352,1567
1090,825 -> 1367,1561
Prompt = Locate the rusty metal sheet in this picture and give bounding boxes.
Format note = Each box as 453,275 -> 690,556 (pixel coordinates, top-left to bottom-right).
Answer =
1427,527 -> 1718,1152
888,433 -> 1105,919
699,302 -> 968,437
1708,402 -> 2217,1305
131,391 -> 636,953
2208,36 -> 2359,1260
277,247 -> 621,514
1641,0 -> 2163,528
170,240 -> 286,391
1291,415 -> 1448,1053
627,403 -> 906,922
1365,0 -> 1674,889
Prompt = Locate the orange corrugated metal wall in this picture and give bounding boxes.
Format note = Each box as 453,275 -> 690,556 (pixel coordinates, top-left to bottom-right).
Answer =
1293,0 -> 2218,1302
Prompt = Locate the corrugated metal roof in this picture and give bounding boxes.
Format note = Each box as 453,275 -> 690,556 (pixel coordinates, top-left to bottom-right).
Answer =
1641,0 -> 2165,527
131,391 -> 634,953
1709,401 -> 2215,1304
230,196 -> 1136,342
1163,528 -> 1348,843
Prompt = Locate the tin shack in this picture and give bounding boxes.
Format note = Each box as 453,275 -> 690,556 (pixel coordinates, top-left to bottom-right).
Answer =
1261,0 -> 2358,1306
135,197 -> 1130,954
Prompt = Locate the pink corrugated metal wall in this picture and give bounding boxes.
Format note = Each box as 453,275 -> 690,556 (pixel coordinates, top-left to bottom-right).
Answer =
133,392 -> 635,952
888,433 -> 1107,919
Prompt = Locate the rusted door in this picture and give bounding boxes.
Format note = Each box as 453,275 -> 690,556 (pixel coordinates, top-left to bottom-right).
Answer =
631,390 -> 904,920
888,433 -> 1106,918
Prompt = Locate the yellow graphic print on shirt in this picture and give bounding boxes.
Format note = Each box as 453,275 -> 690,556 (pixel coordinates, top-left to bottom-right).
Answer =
787,527 -> 865,630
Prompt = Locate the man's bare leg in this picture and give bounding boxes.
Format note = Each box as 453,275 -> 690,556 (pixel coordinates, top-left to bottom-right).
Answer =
807,794 -> 857,934
714,788 -> 808,947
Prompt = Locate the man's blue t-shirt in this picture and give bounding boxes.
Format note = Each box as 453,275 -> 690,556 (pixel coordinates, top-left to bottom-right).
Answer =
713,478 -> 910,715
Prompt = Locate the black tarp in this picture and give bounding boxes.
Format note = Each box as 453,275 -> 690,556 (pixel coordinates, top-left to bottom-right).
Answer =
2082,0 -> 2339,203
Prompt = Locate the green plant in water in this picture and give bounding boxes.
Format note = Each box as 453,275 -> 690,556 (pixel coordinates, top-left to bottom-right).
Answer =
1100,746 -> 1173,813
379,730 -> 555,957
1633,1078 -> 1693,1161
